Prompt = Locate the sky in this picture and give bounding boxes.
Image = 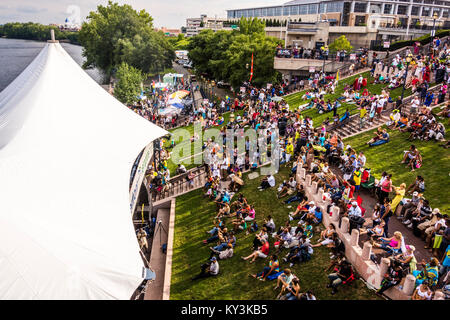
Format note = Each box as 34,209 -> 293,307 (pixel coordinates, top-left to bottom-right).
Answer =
0,0 -> 286,29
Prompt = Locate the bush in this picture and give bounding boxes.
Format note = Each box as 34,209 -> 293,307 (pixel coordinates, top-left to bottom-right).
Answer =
373,29 -> 450,51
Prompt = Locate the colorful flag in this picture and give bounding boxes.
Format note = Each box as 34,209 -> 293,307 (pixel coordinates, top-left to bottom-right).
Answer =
249,53 -> 254,82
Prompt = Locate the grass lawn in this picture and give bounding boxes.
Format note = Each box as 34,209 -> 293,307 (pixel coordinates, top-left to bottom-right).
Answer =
170,165 -> 381,300
343,111 -> 450,213
283,71 -> 414,128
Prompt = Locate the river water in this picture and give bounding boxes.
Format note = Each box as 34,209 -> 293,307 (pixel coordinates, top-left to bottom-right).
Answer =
0,38 -> 103,92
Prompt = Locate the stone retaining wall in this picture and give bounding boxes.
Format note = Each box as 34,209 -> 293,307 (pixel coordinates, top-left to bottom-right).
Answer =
294,166 -> 445,300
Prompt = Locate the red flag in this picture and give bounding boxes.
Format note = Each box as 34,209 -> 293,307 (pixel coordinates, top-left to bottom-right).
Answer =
249,52 -> 254,82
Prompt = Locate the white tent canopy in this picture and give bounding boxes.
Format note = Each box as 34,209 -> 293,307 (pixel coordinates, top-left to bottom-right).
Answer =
0,42 -> 167,299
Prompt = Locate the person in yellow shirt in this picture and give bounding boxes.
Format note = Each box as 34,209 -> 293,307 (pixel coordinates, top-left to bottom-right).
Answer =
353,168 -> 362,193
285,142 -> 294,163
391,183 -> 406,214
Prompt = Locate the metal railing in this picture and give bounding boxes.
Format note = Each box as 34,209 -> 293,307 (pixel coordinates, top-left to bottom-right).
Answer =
151,165 -> 208,201
327,83 -> 444,133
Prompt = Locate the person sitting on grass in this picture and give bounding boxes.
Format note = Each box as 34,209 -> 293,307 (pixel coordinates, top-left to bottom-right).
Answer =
406,176 -> 425,195
326,259 -> 353,295
203,226 -> 228,244
209,243 -> 234,261
258,174 -> 276,190
368,129 -> 390,147
258,215 -> 274,233
366,127 -> 383,145
250,255 -> 280,281
284,184 -> 306,204
192,256 -> 219,281
274,269 -> 295,299
242,239 -> 270,263
215,202 -> 230,219
253,226 -> 269,250
311,224 -> 336,248
230,193 -> 248,212
280,277 -> 301,300
274,227 -> 294,252
289,198 -> 310,220
277,177 -> 297,199
401,145 -> 422,171
231,214 -> 248,233
306,206 -> 323,225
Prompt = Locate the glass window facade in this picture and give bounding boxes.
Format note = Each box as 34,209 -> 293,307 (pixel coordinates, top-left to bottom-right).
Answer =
384,4 -> 392,14
411,6 -> 420,15
300,5 -> 308,14
290,5 -> 299,15
397,5 -> 407,15
319,3 -> 326,13
327,2 -> 344,12
308,4 -> 318,14
354,2 -> 367,13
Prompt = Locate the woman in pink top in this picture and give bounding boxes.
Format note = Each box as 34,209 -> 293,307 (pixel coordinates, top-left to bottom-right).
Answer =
372,231 -> 403,255
379,174 -> 392,203
244,206 -> 256,222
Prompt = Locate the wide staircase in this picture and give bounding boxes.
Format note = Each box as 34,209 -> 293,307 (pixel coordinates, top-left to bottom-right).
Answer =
152,165 -> 208,205
330,83 -> 446,139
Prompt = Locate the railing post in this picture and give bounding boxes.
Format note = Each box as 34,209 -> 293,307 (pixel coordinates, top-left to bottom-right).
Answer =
402,274 -> 416,296
350,229 -> 359,247
362,241 -> 372,261
340,217 -> 349,234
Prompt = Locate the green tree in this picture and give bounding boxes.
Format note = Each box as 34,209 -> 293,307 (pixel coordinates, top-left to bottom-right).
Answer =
328,35 -> 353,53
79,1 -> 174,76
186,18 -> 281,89
113,62 -> 144,105
238,17 -> 265,35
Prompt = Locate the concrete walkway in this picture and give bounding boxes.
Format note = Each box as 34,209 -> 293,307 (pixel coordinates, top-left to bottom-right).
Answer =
331,165 -> 432,263
144,208 -> 170,300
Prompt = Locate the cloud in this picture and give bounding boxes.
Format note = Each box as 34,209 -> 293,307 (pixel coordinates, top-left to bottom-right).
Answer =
16,6 -> 48,14
0,0 -> 286,29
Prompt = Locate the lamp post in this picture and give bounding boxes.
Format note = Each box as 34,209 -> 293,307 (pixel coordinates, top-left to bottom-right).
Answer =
429,12 -> 438,55
400,53 -> 413,102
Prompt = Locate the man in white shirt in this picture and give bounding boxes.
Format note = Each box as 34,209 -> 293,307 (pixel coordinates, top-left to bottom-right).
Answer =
348,201 -> 362,218
268,174 -> 276,187
192,257 -> 219,280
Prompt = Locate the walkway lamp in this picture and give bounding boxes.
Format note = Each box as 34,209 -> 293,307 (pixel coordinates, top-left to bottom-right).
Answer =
429,12 -> 438,54
400,53 -> 413,101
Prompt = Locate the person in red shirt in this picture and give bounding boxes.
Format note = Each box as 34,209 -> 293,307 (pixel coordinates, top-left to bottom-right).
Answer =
241,239 -> 270,263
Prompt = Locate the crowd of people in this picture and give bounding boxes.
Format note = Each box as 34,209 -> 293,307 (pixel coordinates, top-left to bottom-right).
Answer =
136,37 -> 449,300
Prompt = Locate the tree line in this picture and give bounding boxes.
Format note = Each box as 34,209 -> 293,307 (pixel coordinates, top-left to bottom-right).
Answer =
77,1 -> 176,105
187,17 -> 283,90
0,22 -> 80,44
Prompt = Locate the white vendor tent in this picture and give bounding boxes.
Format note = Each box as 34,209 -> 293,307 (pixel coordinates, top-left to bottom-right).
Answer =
0,41 -> 167,299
